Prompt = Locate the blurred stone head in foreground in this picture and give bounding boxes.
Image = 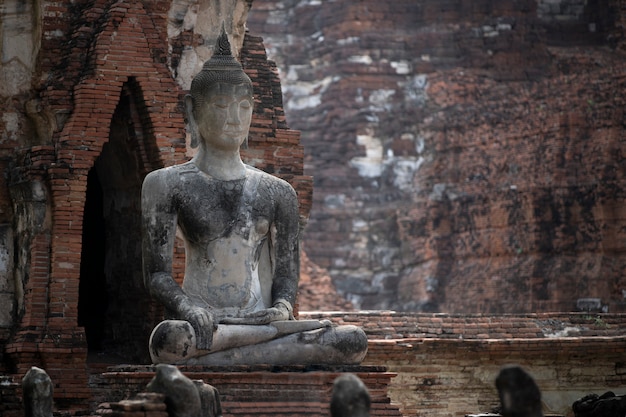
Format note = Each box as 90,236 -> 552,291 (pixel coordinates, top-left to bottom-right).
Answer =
331,373 -> 371,417
496,365 -> 543,417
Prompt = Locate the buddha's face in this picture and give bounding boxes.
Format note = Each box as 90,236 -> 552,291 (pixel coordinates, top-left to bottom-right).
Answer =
193,83 -> 253,151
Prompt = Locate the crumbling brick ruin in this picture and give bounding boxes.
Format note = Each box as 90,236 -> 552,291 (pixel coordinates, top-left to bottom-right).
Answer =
0,0 -> 311,410
1,1 -> 626,417
248,0 -> 626,314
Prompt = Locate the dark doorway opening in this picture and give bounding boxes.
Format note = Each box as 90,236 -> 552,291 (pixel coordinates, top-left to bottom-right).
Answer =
78,168 -> 108,352
78,82 -> 159,363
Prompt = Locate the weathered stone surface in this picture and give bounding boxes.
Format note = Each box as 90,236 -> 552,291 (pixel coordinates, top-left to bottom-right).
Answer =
573,391 -> 626,417
167,0 -> 253,88
0,2 -> 624,414
331,373 -> 371,417
146,364 -> 221,417
91,313 -> 626,417
0,0 -> 313,403
496,365 -> 544,417
248,0 -> 626,313
0,225 -> 14,327
22,367 -> 53,417
144,29 -> 367,365
0,1 -> 40,97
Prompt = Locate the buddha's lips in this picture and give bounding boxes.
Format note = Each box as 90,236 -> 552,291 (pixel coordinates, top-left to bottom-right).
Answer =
223,131 -> 244,137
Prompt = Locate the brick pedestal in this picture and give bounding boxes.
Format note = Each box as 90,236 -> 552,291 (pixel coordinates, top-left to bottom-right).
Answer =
91,364 -> 402,417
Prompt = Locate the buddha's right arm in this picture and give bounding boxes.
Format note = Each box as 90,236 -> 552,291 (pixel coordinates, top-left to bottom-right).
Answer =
141,169 -> 214,349
141,170 -> 179,306
143,238 -> 217,350
148,271 -> 215,350
147,271 -> 193,313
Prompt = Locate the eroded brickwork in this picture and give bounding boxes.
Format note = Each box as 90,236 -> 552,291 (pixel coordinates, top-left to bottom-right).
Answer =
300,312 -> 626,417
2,311 -> 625,416
91,366 -> 400,417
248,0 -> 626,313
0,0 -> 311,411
1,1 -> 625,415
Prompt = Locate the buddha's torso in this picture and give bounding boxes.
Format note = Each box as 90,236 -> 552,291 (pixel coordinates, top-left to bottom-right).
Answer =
170,163 -> 275,318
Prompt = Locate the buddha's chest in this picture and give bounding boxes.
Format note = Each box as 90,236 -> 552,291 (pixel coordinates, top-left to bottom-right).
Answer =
175,177 -> 273,244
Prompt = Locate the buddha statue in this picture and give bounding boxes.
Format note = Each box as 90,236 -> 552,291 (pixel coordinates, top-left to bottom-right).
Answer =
141,28 -> 367,365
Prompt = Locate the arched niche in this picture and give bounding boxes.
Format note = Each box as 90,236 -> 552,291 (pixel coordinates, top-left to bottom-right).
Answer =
78,79 -> 162,363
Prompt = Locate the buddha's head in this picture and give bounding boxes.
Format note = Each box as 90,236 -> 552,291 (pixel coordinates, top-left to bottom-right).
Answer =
186,26 -> 253,150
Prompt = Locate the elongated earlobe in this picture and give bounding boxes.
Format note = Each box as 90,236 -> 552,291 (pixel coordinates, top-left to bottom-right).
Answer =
185,94 -> 199,148
189,127 -> 199,149
241,136 -> 248,149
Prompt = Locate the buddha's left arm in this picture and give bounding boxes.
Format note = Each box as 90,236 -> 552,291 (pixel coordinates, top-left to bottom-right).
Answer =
271,180 -> 301,316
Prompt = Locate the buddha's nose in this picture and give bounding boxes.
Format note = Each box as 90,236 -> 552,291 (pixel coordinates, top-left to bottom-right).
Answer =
227,103 -> 241,125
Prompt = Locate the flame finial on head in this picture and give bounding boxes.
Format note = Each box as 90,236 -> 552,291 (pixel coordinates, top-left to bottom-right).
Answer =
214,24 -> 232,56
200,23 -> 244,72
190,22 -> 251,94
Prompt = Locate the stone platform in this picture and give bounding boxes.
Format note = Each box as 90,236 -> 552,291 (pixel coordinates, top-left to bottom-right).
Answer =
90,364 -> 402,417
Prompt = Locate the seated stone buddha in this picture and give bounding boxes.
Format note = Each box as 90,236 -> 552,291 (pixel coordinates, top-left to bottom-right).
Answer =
141,28 -> 367,365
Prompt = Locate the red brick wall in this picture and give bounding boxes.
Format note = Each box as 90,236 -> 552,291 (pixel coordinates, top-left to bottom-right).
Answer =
2,2 -> 625,416
248,0 -> 626,314
5,311 -> 626,416
91,365 -> 400,417
2,0 -> 311,411
300,312 -> 626,417
6,1 -> 187,407
367,336 -> 626,417
0,375 -> 21,417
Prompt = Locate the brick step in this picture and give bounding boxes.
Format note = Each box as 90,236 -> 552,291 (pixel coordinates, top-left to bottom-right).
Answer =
91,365 -> 402,417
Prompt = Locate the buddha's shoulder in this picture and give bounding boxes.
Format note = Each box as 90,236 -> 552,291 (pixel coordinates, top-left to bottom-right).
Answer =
248,166 -> 296,194
143,162 -> 197,186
